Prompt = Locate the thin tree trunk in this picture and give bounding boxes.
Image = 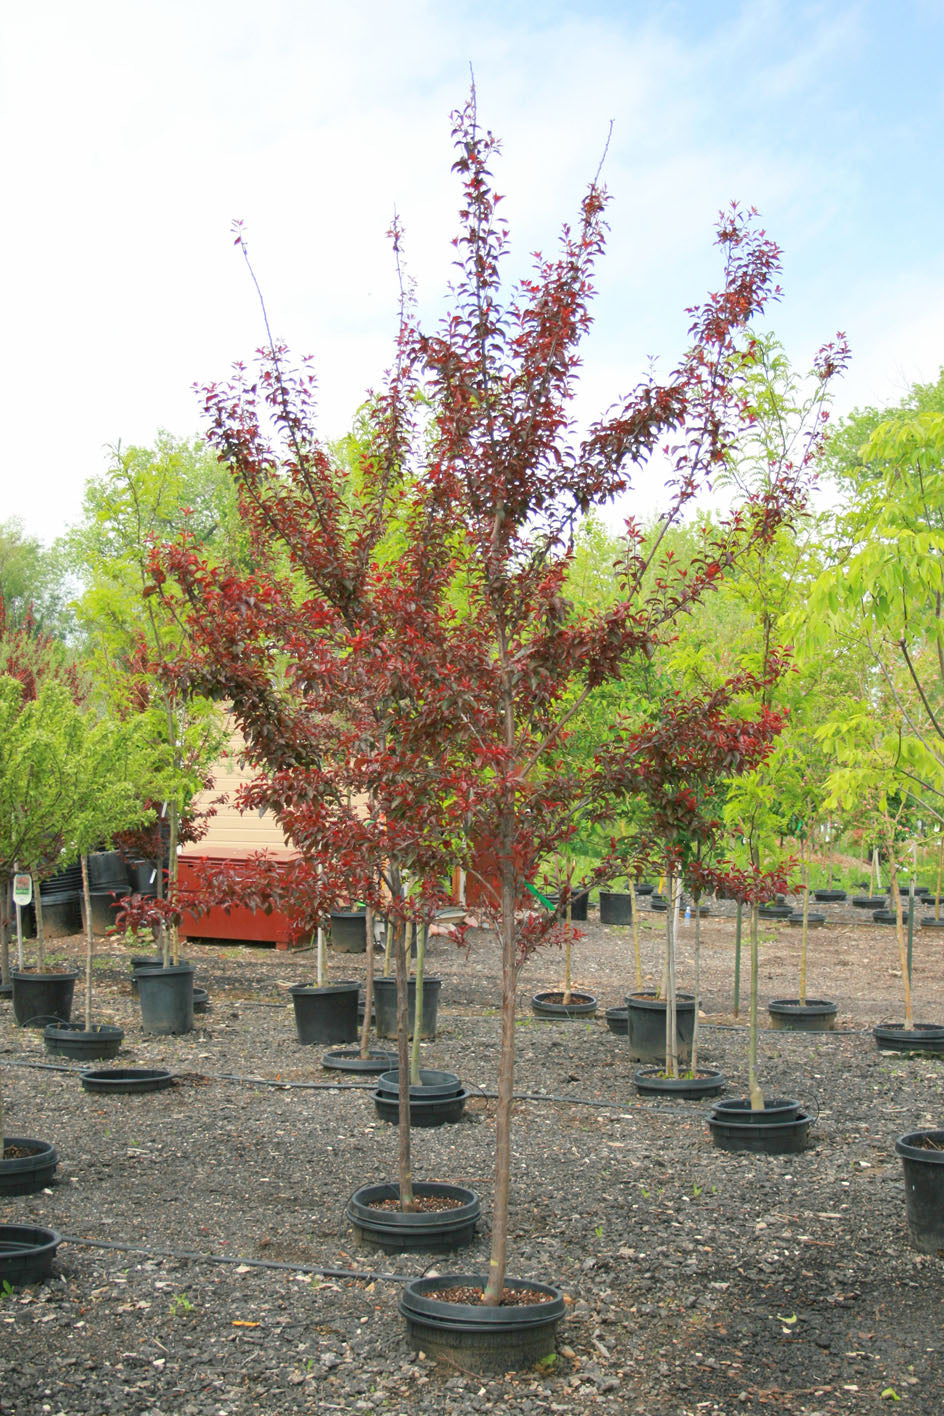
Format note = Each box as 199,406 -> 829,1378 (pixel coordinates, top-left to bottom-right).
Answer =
315,924 -> 325,988
394,917 -> 414,1210
32,876 -> 46,972
883,807 -> 913,1029
168,801 -> 180,966
562,899 -> 572,1005
409,919 -> 427,1085
799,840 -> 810,1006
936,835 -> 943,921
80,853 -> 94,1031
359,906 -> 374,1060
630,887 -> 643,990
733,899 -> 742,1018
484,839 -> 517,1306
748,904 -> 764,1109
691,898 -> 701,1073
0,877 -> 10,985
664,873 -> 678,1080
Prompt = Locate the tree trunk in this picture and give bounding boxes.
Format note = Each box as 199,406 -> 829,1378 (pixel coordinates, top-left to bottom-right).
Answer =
630,887 -> 643,990
32,876 -> 46,972
733,900 -> 743,1018
409,920 -> 427,1085
359,906 -> 374,1060
168,801 -> 180,966
562,899 -> 572,1005
0,876 -> 10,985
799,839 -> 810,1006
393,916 -> 414,1210
80,853 -> 94,1031
691,899 -> 702,1073
664,873 -> 679,1079
748,904 -> 764,1109
484,836 -> 517,1307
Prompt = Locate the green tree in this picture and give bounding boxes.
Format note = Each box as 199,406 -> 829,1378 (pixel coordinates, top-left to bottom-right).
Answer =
64,434 -> 233,959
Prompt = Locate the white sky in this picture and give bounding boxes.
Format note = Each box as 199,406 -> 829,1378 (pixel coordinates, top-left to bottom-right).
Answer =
3,0 -> 943,542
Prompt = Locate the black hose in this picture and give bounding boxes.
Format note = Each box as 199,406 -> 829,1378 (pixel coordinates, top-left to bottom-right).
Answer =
58,1234 -> 409,1283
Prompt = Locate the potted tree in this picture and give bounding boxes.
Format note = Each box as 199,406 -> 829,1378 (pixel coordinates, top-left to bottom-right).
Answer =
160,90 -> 845,1369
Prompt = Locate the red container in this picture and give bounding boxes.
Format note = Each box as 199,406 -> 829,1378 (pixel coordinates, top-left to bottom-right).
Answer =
177,847 -> 302,949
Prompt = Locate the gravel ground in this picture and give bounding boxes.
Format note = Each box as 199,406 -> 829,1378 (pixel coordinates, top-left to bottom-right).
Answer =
1,896 -> 943,1416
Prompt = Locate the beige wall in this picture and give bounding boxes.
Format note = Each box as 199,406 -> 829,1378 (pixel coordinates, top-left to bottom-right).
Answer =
189,725 -> 292,854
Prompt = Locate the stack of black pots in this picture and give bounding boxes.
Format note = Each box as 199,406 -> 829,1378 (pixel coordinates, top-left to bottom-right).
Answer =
86,851 -> 132,933
38,864 -> 83,937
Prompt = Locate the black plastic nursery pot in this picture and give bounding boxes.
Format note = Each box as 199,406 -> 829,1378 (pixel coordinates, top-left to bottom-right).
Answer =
37,895 -> 83,938
347,1182 -> 481,1252
399,1274 -> 566,1374
625,991 -> 694,1066
0,1139 -> 59,1196
852,896 -> 887,909
873,1022 -> 944,1056
544,891 -> 589,922
372,976 -> 441,1040
0,1225 -> 62,1286
44,1022 -> 124,1061
11,970 -> 79,1027
330,911 -> 368,953
371,1087 -> 469,1128
758,904 -> 793,920
377,1068 -> 462,1098
787,912 -> 825,928
530,990 -> 597,1019
895,1129 -> 944,1253
135,964 -> 195,1036
708,1098 -> 813,1154
633,1066 -> 725,1099
768,998 -> 838,1031
813,889 -> 847,902
321,1047 -> 398,1074
604,1006 -> 628,1036
87,850 -> 131,891
599,890 -> 633,925
80,1068 -> 175,1095
87,889 -> 130,935
290,981 -> 360,1045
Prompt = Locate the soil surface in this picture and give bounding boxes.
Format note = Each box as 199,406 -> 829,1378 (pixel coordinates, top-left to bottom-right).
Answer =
2,894 -> 943,1415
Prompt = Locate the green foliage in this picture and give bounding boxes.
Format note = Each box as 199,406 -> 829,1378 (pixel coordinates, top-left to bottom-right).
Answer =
0,518 -> 71,638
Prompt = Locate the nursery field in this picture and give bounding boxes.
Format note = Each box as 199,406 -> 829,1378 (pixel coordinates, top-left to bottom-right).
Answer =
2,900 -> 943,1416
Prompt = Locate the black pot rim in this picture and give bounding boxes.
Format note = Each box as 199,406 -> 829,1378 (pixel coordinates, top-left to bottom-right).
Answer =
633,1066 -> 725,1097
531,990 -> 598,1017
134,964 -> 195,979
348,1180 -> 480,1230
0,1223 -> 62,1283
377,1068 -> 462,1097
768,998 -> 838,1015
12,969 -> 80,982
625,991 -> 695,1012
399,1273 -> 566,1331
874,1022 -> 944,1038
80,1068 -> 174,1094
0,1137 -> 58,1171
43,1021 -> 123,1037
289,980 -> 359,997
710,1097 -> 803,1123
896,1129 -> 944,1164
321,1048 -> 398,1073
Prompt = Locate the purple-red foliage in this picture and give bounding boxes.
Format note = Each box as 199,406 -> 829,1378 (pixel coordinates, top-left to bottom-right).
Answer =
147,93 -> 845,954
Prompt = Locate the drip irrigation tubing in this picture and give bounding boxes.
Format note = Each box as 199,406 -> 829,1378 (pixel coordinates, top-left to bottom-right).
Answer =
57,1234 -> 409,1284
